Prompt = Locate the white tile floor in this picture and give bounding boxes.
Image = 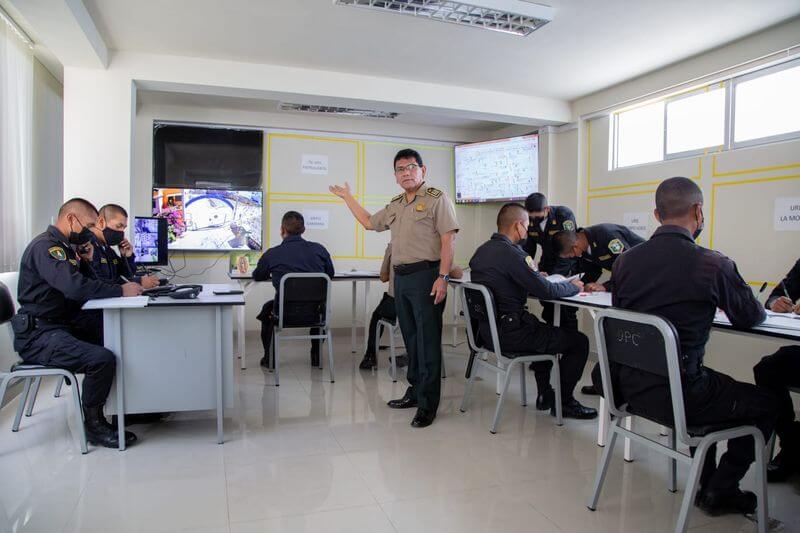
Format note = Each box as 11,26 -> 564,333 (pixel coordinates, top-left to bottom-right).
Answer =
1,331 -> 798,532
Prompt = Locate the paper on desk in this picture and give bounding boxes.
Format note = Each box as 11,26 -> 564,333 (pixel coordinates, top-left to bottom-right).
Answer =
546,274 -> 582,283
82,296 -> 149,310
716,309 -> 800,331
336,270 -> 379,277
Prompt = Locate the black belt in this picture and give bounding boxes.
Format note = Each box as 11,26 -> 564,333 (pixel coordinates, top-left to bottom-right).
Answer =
393,260 -> 440,276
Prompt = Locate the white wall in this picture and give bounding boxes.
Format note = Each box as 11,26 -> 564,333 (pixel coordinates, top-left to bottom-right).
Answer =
31,58 -> 63,233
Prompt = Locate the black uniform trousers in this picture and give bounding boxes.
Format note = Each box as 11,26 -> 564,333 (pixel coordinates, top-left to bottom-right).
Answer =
258,300 -> 321,358
394,266 -> 444,413
364,293 -> 397,358
14,318 -> 114,408
754,346 -> 800,455
598,365 -> 777,491
494,312 -> 588,400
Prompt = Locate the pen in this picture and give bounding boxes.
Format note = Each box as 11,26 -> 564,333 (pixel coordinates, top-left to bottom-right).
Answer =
782,281 -> 793,301
120,275 -> 131,283
757,282 -> 768,294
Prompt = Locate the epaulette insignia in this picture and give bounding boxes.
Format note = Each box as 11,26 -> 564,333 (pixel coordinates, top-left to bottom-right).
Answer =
426,187 -> 442,198
68,259 -> 78,266
48,247 -> 66,261
100,258 -> 108,264
599,254 -> 612,261
391,193 -> 404,203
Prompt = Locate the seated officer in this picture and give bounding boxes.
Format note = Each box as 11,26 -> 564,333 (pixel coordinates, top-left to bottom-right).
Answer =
554,223 -> 645,292
470,203 -> 597,420
609,177 -> 776,516
12,198 -> 143,448
359,244 -> 463,370
80,204 -> 159,289
754,257 -> 800,482
253,211 -> 334,368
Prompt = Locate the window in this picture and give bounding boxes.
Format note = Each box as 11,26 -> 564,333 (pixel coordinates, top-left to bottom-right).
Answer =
666,87 -> 725,156
733,61 -> 800,145
614,101 -> 664,168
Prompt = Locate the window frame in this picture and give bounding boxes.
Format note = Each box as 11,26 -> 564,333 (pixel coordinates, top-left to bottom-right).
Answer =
663,83 -> 728,160
611,99 -> 666,170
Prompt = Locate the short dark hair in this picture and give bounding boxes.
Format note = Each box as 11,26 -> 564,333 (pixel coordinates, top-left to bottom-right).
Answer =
281,211 -> 305,236
524,192 -> 547,213
655,177 -> 703,219
393,148 -> 423,169
554,230 -> 578,255
496,202 -> 527,230
99,203 -> 128,220
58,198 -> 98,219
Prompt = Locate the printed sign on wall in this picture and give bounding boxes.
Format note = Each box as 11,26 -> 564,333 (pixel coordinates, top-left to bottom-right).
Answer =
774,197 -> 800,231
303,210 -> 330,230
301,154 -> 329,175
623,212 -> 649,238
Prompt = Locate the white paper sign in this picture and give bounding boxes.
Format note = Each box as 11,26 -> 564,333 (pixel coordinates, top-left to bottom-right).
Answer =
623,212 -> 649,238
774,197 -> 800,231
301,154 -> 329,175
303,210 -> 329,230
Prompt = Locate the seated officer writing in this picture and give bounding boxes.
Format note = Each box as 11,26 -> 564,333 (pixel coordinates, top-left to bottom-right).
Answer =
609,177 -> 776,516
754,257 -> 800,482
469,203 -> 597,420
79,204 -> 159,289
554,223 -> 645,292
253,211 -> 334,368
12,198 -> 143,448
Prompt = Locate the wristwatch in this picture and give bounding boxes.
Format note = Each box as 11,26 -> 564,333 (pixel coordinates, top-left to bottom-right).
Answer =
438,273 -> 450,282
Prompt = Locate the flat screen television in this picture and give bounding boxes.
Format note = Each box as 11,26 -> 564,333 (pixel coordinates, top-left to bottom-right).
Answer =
152,188 -> 263,251
153,124 -> 263,189
454,134 -> 539,204
133,216 -> 168,266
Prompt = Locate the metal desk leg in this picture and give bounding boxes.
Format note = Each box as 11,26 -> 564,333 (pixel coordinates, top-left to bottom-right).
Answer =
104,309 -> 125,451
623,417 -> 633,461
598,397 -> 607,447
237,279 -> 254,370
363,280 -> 371,354
351,281 -> 357,353
216,307 -> 224,445
451,289 -> 459,346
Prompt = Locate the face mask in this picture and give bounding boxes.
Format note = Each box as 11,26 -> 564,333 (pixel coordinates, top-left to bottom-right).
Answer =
68,217 -> 94,245
693,207 -> 704,240
530,216 -> 545,226
103,228 -> 125,246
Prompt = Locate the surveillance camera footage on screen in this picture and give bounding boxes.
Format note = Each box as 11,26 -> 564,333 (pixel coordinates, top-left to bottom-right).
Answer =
152,188 -> 263,251
454,134 -> 539,204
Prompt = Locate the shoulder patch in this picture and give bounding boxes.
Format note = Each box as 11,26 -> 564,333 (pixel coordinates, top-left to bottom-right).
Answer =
48,246 -> 66,261
391,193 -> 404,203
562,220 -> 575,231
608,238 -> 625,254
426,187 -> 442,198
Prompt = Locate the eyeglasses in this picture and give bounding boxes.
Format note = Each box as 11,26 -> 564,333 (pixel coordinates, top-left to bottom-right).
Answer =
394,163 -> 420,174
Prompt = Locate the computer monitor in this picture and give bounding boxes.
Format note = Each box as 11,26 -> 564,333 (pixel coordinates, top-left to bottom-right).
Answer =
133,216 -> 168,266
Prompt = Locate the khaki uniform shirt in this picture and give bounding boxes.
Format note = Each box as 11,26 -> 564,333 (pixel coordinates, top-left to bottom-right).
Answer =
369,183 -> 459,267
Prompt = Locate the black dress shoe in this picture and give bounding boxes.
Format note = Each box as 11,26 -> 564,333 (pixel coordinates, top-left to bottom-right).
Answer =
260,356 -> 270,369
535,388 -> 555,411
580,384 -> 600,395
387,388 -> 417,409
310,352 -> 320,367
554,398 -> 598,420
766,450 -> 798,483
359,354 -> 377,370
697,488 -> 757,516
411,408 -> 436,428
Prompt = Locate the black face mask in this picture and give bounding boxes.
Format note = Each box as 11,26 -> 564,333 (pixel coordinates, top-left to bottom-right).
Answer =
68,218 -> 94,245
530,216 -> 545,226
103,228 -> 125,246
693,208 -> 705,240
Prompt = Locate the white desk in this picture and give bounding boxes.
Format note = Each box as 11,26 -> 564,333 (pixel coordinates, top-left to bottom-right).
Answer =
84,284 -> 244,450
228,271 -> 380,369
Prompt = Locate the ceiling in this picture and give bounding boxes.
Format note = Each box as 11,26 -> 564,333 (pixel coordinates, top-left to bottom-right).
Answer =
84,0 -> 800,101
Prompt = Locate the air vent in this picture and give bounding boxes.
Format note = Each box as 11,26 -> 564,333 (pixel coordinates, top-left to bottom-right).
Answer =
334,0 -> 553,37
279,103 -> 399,119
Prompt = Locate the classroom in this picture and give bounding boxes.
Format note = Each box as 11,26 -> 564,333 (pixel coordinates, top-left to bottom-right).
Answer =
0,1 -> 799,532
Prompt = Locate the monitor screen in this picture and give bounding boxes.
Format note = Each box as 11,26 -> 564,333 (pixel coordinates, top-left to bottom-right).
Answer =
454,134 -> 539,204
152,188 -> 263,251
133,216 -> 168,266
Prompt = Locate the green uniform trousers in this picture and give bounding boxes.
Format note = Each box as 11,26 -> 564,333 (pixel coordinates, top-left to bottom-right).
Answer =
394,265 -> 445,413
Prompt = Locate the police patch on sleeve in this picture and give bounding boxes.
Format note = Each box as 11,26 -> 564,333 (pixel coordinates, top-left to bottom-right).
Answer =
608,239 -> 625,254
562,220 -> 575,231
48,246 -> 66,261
525,256 -> 536,271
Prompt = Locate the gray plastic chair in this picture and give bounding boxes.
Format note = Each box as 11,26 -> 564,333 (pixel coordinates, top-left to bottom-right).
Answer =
457,282 -> 562,434
267,273 -> 335,386
587,307 -> 768,533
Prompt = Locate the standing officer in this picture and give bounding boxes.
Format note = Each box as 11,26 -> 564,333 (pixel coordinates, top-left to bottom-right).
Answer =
253,211 -> 334,369
470,203 -> 597,419
554,223 -> 645,292
330,148 -> 459,428
12,198 -> 143,448
609,177 -> 776,516
754,257 -> 800,482
81,204 -> 159,288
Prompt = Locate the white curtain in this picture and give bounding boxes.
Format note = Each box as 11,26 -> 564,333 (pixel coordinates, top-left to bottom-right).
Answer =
0,15 -> 33,273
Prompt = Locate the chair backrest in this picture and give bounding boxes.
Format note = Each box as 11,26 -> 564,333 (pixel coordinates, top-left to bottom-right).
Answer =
277,273 -> 332,329
593,307 -> 690,444
0,276 -> 20,371
0,282 -> 14,325
458,282 -> 501,356
0,272 -> 20,314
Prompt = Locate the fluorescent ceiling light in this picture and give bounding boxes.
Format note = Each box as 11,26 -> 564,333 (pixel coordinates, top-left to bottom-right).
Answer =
279,103 -> 399,119
334,0 -> 553,37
